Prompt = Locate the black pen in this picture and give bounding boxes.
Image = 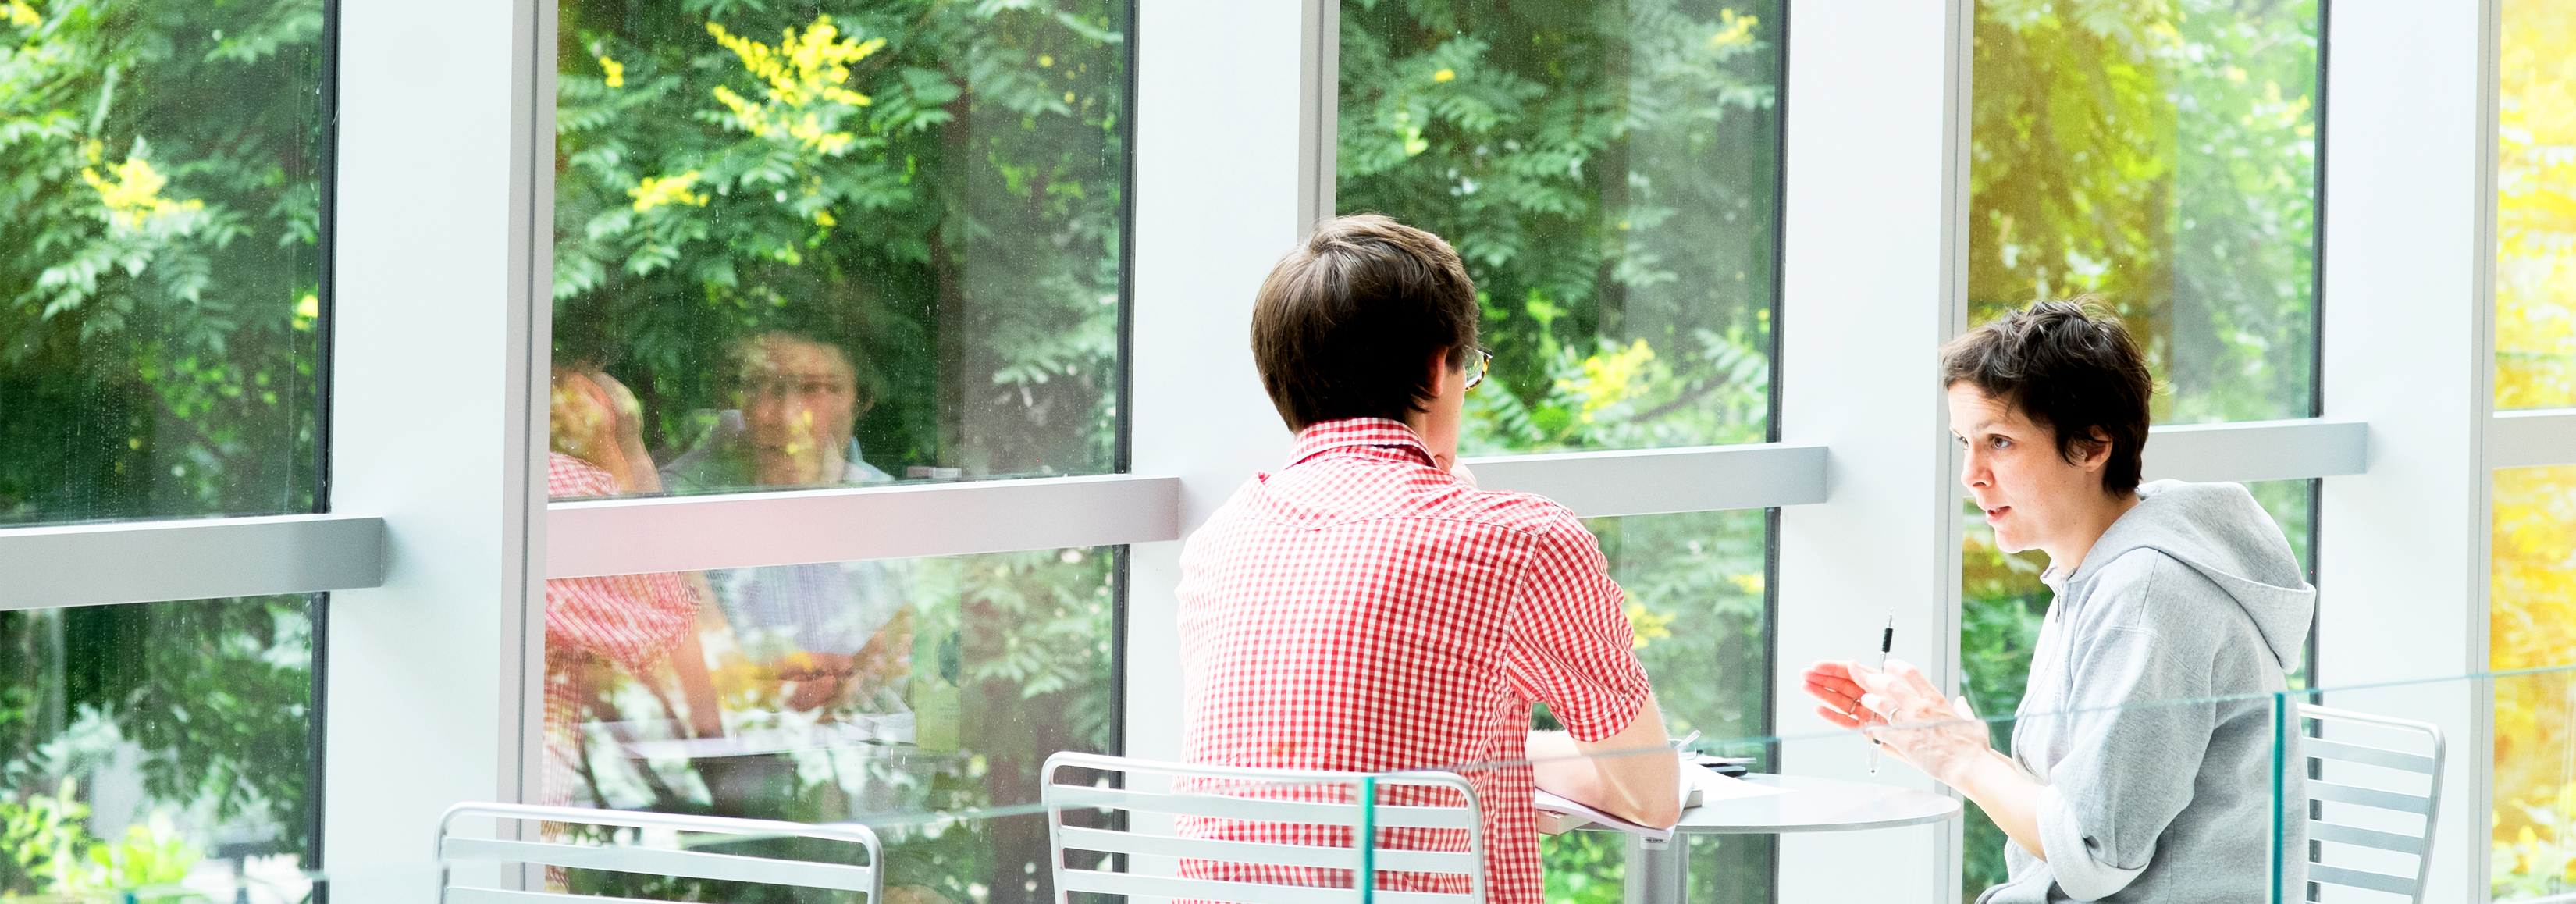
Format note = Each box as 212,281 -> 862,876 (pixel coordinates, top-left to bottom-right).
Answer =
1867,612 -> 1893,774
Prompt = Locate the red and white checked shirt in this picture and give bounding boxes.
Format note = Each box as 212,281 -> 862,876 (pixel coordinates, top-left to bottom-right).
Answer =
1176,418 -> 1650,904
541,452 -> 700,806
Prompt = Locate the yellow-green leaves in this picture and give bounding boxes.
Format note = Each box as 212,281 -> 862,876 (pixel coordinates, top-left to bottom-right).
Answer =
707,14 -> 883,154
628,170 -> 708,212
80,152 -> 204,233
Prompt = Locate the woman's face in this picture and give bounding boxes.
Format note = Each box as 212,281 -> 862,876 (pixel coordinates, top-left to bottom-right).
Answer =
1948,383 -> 2108,557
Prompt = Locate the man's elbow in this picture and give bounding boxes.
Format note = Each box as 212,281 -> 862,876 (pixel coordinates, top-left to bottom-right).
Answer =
1631,798 -> 1682,828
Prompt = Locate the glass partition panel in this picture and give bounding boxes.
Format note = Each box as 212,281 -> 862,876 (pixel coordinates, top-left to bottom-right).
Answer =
0,595 -> 319,903
0,0 -> 332,526
543,543 -> 1115,902
2496,0 -> 2576,410
1336,0 -> 1786,455
550,0 -> 1130,497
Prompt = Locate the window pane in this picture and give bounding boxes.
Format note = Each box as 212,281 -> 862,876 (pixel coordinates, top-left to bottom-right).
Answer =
0,596 -> 318,902
542,541 -> 1115,902
1337,0 -> 1785,455
1539,509 -> 1772,902
2492,465 -> 2576,899
2498,0 -> 2576,410
0,1 -> 330,526
549,0 -> 1129,499
1969,1 -> 2321,423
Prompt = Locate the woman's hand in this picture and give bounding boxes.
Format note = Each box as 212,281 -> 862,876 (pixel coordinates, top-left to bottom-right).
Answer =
1851,658 -> 1994,787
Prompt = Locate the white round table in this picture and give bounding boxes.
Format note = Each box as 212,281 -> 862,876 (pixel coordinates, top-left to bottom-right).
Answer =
1574,774 -> 1961,904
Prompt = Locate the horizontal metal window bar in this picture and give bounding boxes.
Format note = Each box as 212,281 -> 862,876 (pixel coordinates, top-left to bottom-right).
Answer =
1462,443 -> 1828,518
2140,418 -> 2368,484
0,514 -> 385,610
546,474 -> 1181,578
2487,408 -> 2576,471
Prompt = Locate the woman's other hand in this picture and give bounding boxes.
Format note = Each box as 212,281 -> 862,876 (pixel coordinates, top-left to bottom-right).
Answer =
1801,660 -> 1889,729
1852,658 -> 1994,786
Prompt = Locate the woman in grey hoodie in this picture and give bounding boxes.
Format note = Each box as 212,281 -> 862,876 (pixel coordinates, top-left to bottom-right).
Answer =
1802,301 -> 2315,902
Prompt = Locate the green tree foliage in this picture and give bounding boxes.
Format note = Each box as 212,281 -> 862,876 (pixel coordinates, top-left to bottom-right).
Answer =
1339,0 -> 1781,455
555,0 -> 1125,479
1970,0 -> 2319,424
0,0 -> 326,525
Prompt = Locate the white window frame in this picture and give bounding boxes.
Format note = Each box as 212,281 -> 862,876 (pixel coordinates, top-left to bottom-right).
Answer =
0,0 -> 2538,900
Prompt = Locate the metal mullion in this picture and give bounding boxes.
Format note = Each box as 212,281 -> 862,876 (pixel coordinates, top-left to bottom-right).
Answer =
0,514 -> 386,610
546,473 -> 1183,578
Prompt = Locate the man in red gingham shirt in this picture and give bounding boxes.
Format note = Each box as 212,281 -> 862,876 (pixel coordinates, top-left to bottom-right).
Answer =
1178,215 -> 1680,904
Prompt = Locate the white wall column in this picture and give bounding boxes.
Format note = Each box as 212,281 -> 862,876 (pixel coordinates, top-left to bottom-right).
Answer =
326,0 -> 545,896
1774,2 -> 1966,901
2316,2 -> 2496,899
1123,0 -> 1307,763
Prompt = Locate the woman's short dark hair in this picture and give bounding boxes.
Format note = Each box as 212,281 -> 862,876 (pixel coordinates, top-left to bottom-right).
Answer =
1251,214 -> 1480,432
1940,298 -> 2154,495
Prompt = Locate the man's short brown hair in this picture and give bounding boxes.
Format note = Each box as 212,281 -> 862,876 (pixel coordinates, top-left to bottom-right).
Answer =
1251,215 -> 1480,432
1941,298 -> 2154,494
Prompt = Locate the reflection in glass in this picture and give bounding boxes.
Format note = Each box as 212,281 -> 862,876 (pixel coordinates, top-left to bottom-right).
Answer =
2497,0 -> 2576,410
550,0 -> 1130,499
539,531 -> 1116,903
1337,0 -> 1785,455
0,0 -> 330,526
1969,1 -> 2321,424
0,596 -> 318,902
1957,479 -> 2314,894
2492,466 -> 2576,899
1541,510 -> 1771,903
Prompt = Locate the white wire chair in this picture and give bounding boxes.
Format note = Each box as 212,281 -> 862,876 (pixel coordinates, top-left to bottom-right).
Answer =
434,802 -> 884,903
1041,751 -> 1485,904
2297,703 -> 2445,902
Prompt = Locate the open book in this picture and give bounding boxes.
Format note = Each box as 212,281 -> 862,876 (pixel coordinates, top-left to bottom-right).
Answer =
1533,761 -> 1788,838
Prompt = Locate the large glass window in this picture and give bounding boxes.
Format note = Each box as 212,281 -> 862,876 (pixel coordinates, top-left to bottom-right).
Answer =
1337,0 -> 1784,456
550,0 -> 1130,498
2496,0 -> 2576,411
1962,1 -> 2322,892
0,596 -> 320,903
0,0 -> 331,525
541,544 -> 1115,902
2492,2 -> 2576,897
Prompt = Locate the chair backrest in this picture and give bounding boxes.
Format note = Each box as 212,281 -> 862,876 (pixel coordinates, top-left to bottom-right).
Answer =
434,802 -> 883,903
2296,703 -> 2445,903
1041,751 -> 1485,904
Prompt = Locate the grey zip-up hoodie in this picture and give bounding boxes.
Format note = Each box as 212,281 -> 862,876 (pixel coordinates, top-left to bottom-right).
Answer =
1976,480 -> 2316,903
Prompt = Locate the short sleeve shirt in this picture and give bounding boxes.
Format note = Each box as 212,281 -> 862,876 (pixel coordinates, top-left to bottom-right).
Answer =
1176,418 -> 1651,904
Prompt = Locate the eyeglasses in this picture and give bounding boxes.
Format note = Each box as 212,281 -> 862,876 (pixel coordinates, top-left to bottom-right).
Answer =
1464,347 -> 1493,392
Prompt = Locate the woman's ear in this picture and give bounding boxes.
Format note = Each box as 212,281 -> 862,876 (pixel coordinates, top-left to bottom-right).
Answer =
2077,426 -> 2116,472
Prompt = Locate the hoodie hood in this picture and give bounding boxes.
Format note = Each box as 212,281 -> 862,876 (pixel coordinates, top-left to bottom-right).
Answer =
2054,479 -> 2317,671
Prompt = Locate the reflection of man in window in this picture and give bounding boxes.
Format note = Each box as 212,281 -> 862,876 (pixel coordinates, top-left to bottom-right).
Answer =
664,332 -> 913,717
